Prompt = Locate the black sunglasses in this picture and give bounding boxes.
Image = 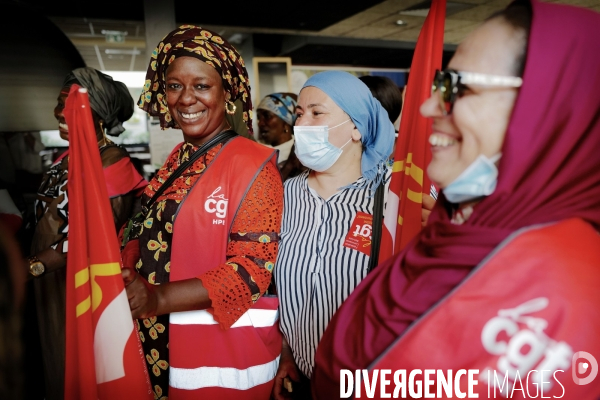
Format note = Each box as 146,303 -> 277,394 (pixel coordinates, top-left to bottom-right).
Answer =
432,69 -> 523,115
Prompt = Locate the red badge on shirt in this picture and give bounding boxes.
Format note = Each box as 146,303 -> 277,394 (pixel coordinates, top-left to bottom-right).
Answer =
343,211 -> 373,256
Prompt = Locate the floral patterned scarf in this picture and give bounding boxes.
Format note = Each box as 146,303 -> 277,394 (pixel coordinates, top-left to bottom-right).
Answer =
139,25 -> 253,134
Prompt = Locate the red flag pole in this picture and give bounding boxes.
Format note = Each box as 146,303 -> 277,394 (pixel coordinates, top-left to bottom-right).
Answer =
64,86 -> 152,399
379,0 -> 446,262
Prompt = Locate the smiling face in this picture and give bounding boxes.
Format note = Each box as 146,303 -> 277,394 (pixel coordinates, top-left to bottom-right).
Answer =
420,18 -> 525,188
165,56 -> 228,145
257,109 -> 291,146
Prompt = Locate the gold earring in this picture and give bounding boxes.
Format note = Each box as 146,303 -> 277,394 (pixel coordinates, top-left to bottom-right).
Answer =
98,121 -> 112,146
225,101 -> 237,115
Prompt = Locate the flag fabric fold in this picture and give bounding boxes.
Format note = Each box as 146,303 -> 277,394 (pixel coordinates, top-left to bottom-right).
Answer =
379,0 -> 446,262
64,85 -> 152,399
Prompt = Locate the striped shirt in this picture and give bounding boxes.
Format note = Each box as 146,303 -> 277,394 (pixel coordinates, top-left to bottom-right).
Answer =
275,167 -> 391,378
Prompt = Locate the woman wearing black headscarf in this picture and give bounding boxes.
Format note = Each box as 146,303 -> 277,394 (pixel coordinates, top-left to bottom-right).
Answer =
28,67 -> 146,400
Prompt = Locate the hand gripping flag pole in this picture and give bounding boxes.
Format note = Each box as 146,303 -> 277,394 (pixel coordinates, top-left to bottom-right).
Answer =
64,86 -> 152,399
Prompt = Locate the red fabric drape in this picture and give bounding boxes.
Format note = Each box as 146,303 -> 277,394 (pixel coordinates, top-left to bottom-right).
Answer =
379,0 -> 446,262
64,85 -> 152,399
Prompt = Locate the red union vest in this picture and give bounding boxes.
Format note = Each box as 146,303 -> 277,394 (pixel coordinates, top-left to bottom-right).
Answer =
357,218 -> 600,399
167,137 -> 282,399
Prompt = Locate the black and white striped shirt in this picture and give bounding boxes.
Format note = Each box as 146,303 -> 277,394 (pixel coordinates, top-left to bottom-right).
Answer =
275,167 -> 391,378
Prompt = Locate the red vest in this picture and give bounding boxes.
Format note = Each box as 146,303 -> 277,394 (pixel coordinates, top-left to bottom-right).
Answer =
167,137 -> 282,399
55,149 -> 147,198
352,218 -> 600,399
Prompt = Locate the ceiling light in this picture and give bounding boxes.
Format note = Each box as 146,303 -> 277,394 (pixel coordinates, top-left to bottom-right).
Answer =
228,33 -> 245,44
395,19 -> 407,26
105,49 -> 141,55
102,30 -> 128,44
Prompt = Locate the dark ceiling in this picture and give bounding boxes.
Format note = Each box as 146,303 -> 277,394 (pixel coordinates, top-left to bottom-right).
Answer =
4,0 -> 455,72
280,43 -> 454,69
9,0 -> 385,31
2,2 -> 85,131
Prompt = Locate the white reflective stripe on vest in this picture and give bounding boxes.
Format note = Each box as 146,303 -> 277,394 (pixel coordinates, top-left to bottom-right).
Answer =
170,355 -> 280,390
170,308 -> 279,328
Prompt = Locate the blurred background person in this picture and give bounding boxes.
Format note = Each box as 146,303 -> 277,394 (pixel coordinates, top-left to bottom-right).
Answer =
359,75 -> 402,134
273,71 -> 394,399
28,67 -> 146,400
257,92 -> 297,168
0,221 -> 26,400
312,1 -> 600,397
0,132 -> 45,192
0,185 -> 23,235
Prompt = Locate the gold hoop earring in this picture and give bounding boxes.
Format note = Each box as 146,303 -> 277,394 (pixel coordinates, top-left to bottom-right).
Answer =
225,101 -> 237,115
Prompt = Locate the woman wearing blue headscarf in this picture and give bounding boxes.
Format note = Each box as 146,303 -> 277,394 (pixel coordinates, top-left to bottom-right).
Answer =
273,71 -> 394,399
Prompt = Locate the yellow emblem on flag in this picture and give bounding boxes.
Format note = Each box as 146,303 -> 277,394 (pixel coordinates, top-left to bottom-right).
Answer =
75,262 -> 121,317
393,153 -> 425,204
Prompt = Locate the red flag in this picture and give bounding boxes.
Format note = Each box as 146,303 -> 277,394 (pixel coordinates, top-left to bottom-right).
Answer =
64,85 -> 153,399
379,0 -> 446,261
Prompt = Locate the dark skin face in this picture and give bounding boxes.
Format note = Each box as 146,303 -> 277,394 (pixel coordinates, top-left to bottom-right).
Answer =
165,56 -> 229,146
257,109 -> 292,147
54,87 -> 104,142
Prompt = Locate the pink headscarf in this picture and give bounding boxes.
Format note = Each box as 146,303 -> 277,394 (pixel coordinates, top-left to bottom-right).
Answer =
312,0 -> 600,396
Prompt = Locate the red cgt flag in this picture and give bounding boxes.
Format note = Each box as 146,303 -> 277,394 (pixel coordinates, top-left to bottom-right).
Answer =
64,85 -> 152,399
379,0 -> 446,262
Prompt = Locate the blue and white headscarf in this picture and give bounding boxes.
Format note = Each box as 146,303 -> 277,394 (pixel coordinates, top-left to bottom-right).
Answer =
302,71 -> 395,191
257,92 -> 298,126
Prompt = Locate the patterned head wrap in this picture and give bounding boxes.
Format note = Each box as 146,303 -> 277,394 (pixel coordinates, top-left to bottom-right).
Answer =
63,67 -> 134,136
138,25 -> 253,134
257,92 -> 298,126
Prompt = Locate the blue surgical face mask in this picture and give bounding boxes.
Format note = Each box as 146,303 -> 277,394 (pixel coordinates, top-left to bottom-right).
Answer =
293,119 -> 352,172
443,153 -> 502,204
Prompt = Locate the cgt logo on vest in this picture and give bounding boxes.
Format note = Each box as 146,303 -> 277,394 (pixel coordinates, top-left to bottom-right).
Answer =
204,187 -> 228,225
480,297 -> 575,398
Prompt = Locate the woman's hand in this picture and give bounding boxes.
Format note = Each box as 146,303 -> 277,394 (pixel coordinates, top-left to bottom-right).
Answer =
27,248 -> 66,281
121,239 -> 140,270
122,268 -> 158,319
122,271 -> 211,319
272,340 -> 300,400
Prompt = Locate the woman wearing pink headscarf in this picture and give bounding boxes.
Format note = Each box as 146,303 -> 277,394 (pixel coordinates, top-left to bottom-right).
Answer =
312,0 -> 600,398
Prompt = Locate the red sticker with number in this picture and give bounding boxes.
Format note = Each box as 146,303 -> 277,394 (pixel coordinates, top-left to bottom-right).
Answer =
343,211 -> 373,256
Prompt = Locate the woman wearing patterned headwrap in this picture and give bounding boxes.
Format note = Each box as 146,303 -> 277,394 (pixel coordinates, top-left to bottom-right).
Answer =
28,67 -> 147,400
257,92 -> 297,168
122,26 -> 284,399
